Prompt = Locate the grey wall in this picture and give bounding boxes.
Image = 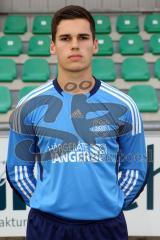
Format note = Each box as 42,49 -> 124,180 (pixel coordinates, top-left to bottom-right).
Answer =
0,0 -> 160,13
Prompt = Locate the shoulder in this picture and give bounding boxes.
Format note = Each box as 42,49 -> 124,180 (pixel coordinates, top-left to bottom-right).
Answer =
99,81 -> 138,110
9,81 -> 54,131
17,80 -> 53,108
99,81 -> 142,135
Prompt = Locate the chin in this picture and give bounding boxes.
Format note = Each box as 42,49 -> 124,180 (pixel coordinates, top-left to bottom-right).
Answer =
67,66 -> 86,72
70,68 -> 86,72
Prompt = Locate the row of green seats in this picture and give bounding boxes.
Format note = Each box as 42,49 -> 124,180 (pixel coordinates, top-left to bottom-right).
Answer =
0,58 -> 50,82
0,85 -> 39,114
1,57 -> 160,82
97,34 -> 160,55
3,14 -> 160,34
1,34 -> 160,56
0,35 -> 113,56
0,85 -> 158,114
93,58 -> 160,81
0,35 -> 50,56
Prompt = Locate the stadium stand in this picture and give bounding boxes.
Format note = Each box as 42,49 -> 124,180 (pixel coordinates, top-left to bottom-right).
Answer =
92,58 -> 116,81
149,34 -> 160,54
0,35 -> 22,56
128,85 -> 159,112
95,34 -> 113,55
93,15 -> 111,33
144,14 -> 160,33
119,34 -> 144,55
0,1 -> 160,238
0,86 -> 12,113
32,15 -> 52,34
3,15 -> 27,34
154,59 -> 160,79
116,15 -> 139,33
28,35 -> 51,56
0,58 -> 17,81
122,57 -> 150,81
22,58 -> 50,82
0,13 -> 160,128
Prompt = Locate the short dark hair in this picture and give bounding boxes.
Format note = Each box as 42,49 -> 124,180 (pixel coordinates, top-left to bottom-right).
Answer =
51,5 -> 95,42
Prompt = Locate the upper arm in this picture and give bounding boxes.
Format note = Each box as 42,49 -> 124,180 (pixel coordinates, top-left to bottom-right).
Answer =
118,104 -> 147,173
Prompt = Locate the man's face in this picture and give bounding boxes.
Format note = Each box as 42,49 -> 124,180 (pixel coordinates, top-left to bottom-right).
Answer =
50,19 -> 98,73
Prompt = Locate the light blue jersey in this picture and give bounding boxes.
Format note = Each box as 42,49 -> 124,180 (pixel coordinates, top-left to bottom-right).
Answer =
7,78 -> 148,220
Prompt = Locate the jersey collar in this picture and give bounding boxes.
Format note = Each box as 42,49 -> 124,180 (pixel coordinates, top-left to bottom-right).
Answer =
52,77 -> 101,97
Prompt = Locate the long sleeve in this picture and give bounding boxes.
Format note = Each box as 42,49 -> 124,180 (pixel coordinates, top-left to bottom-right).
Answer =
6,105 -> 37,206
118,108 -> 148,208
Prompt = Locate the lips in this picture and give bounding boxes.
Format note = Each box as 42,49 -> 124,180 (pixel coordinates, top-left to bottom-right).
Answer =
68,55 -> 82,59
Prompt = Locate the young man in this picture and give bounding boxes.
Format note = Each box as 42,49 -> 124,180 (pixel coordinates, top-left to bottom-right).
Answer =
7,5 -> 148,240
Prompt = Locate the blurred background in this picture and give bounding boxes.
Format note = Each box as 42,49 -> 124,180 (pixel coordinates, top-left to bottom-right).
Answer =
0,0 -> 160,239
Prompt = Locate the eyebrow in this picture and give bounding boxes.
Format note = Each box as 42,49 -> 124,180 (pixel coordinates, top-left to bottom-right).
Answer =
58,33 -> 91,38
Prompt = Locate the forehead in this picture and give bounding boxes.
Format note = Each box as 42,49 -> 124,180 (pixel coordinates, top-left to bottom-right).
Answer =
56,18 -> 92,36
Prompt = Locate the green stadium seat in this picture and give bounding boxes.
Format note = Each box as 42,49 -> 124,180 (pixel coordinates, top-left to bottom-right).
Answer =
93,15 -> 111,33
28,36 -> 50,56
22,58 -> 50,82
32,15 -> 52,34
0,59 -> 16,82
95,35 -> 113,55
92,58 -> 116,81
144,14 -> 160,33
119,34 -> 144,55
4,15 -> 27,34
0,86 -> 12,113
18,86 -> 38,100
154,59 -> 160,80
0,36 -> 22,56
128,85 -> 159,112
122,58 -> 150,81
116,15 -> 139,33
149,34 -> 160,54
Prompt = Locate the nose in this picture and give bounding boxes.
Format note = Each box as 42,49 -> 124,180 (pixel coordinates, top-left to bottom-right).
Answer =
71,38 -> 79,49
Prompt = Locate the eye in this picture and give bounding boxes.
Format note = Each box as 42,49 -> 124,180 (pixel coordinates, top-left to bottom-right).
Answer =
60,36 -> 70,41
79,36 -> 89,40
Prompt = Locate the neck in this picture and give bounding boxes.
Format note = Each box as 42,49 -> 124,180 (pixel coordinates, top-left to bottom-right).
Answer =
57,68 -> 95,94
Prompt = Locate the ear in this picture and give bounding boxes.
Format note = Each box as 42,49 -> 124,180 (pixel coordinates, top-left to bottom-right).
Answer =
93,39 -> 99,55
50,41 -> 56,55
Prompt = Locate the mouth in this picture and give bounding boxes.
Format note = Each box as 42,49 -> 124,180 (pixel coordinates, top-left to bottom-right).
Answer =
68,55 -> 82,60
